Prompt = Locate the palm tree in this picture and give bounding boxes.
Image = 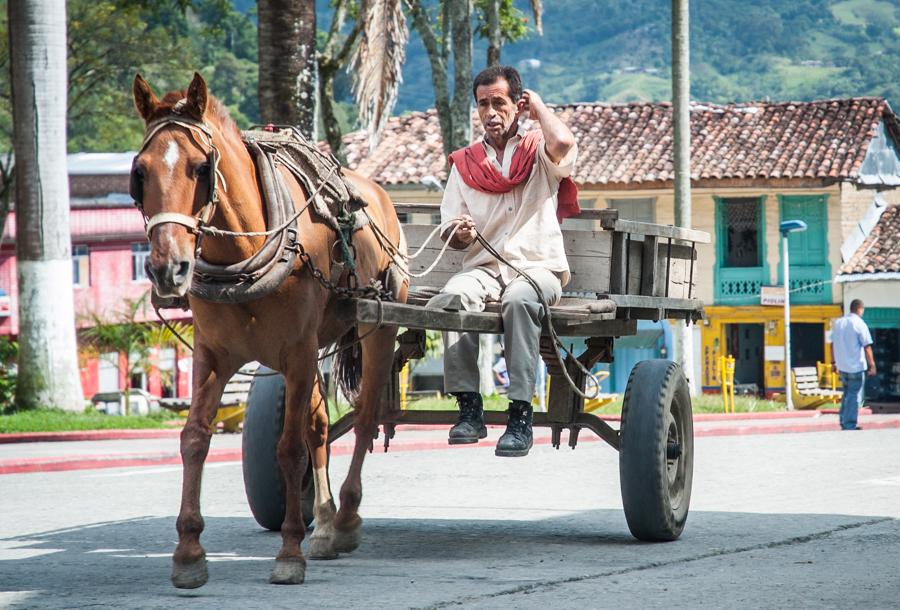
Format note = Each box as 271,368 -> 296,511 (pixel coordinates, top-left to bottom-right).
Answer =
258,0 -> 318,138
8,0 -> 84,411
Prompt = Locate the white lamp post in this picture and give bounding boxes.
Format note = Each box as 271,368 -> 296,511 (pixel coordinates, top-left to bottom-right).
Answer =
780,219 -> 807,410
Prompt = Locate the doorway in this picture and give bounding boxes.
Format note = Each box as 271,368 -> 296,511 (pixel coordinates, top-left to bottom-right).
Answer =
791,323 -> 825,367
725,323 -> 764,393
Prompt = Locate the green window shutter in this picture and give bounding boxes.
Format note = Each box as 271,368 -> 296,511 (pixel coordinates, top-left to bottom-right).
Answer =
778,195 -> 832,303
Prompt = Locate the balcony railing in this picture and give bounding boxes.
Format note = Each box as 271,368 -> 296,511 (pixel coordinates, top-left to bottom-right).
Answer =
715,266 -> 766,305
783,265 -> 832,304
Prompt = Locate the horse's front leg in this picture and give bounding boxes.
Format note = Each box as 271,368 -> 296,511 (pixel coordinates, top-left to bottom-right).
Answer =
333,324 -> 398,553
270,348 -> 317,584
171,346 -> 237,589
307,374 -> 339,559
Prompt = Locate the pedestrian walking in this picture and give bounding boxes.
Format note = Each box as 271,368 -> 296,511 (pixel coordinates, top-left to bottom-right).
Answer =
832,299 -> 877,430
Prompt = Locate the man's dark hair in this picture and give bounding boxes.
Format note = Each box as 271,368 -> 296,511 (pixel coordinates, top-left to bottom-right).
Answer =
472,65 -> 523,102
850,299 -> 864,313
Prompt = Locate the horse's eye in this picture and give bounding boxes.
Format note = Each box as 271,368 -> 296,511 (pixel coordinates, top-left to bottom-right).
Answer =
195,164 -> 211,178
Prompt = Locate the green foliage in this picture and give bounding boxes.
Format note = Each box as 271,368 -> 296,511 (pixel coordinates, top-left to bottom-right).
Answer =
395,0 -> 900,110
0,408 -> 178,433
0,0 -> 259,154
0,338 -> 17,414
473,0 -> 531,44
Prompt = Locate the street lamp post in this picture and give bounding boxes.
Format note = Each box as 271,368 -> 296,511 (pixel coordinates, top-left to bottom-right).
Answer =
780,219 -> 807,411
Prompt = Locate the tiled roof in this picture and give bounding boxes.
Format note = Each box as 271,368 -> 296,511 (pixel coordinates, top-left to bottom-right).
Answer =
340,97 -> 899,187
839,205 -> 900,276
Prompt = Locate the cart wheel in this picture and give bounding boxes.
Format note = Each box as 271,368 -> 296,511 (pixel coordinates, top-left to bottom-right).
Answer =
619,359 -> 693,541
242,368 -> 315,531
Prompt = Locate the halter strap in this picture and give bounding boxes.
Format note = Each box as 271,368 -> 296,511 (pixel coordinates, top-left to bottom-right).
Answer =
137,111 -> 227,238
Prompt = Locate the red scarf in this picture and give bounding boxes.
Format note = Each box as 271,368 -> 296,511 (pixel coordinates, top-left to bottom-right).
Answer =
447,130 -> 580,223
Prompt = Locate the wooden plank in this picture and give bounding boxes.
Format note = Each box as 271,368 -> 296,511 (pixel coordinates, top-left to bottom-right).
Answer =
604,294 -> 703,314
641,235 -> 659,296
336,299 -> 636,337
395,202 -> 619,223
610,219 -> 711,244
609,232 -> 627,294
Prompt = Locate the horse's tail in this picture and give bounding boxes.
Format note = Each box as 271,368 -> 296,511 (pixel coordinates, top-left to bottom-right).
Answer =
332,328 -> 362,407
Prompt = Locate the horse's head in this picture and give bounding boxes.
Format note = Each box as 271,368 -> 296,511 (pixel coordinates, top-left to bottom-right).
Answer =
131,72 -> 222,298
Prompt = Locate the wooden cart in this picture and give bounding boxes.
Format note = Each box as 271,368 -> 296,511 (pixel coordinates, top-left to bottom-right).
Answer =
242,205 -> 710,542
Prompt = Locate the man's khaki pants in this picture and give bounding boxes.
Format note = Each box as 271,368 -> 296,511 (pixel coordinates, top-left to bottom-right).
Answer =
426,267 -> 562,403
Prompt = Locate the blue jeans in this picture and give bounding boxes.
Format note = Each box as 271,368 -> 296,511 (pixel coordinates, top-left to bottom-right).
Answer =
839,371 -> 865,430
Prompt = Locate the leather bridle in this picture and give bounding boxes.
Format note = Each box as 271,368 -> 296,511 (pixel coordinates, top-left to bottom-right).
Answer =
130,112 -> 226,243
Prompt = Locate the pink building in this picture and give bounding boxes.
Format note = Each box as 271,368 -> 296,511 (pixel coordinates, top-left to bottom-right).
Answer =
0,153 -> 193,400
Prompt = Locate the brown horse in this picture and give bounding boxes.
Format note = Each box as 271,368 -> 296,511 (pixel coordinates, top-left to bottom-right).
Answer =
131,73 -> 406,588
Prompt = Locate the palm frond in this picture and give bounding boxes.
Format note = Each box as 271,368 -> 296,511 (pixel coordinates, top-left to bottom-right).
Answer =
350,0 -> 409,149
530,0 -> 542,35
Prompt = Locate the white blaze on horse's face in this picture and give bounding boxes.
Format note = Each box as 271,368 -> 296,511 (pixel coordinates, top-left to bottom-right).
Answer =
163,141 -> 180,176
137,131 -> 209,298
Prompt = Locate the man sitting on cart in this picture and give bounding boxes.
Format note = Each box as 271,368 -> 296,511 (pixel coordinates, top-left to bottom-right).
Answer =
427,65 -> 578,457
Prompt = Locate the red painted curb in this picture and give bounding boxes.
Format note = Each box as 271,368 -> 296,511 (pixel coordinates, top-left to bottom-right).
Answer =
0,428 -> 183,444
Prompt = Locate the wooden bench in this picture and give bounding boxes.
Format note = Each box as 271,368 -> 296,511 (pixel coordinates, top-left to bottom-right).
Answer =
160,362 -> 259,432
791,366 -> 843,410
334,205 -> 709,450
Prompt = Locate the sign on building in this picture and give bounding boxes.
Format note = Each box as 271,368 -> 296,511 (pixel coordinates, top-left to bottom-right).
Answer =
760,286 -> 785,306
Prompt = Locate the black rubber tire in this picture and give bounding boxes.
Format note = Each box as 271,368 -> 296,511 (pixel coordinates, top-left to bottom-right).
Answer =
619,359 -> 694,542
242,368 -> 315,531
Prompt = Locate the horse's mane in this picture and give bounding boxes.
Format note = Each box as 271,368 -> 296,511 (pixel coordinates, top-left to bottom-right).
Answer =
149,90 -> 242,141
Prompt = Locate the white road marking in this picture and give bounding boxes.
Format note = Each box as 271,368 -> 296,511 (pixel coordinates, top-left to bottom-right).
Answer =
862,474 -> 900,486
84,461 -> 238,479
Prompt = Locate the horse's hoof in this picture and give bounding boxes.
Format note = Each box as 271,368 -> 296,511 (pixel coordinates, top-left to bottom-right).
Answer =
308,534 -> 339,560
171,558 -> 208,589
269,558 -> 306,585
332,525 -> 362,554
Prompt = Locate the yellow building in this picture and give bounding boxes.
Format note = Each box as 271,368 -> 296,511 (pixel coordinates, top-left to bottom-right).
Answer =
341,98 -> 900,397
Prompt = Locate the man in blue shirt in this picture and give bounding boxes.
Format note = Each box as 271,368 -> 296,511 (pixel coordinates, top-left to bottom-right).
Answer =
831,299 -> 877,430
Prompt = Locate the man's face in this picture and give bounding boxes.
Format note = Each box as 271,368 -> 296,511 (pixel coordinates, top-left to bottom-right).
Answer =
475,78 -> 519,143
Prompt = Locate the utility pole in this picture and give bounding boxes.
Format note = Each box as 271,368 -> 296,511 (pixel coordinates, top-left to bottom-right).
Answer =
672,0 -> 695,393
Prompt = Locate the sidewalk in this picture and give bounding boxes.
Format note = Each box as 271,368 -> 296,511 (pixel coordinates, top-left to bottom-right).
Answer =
2,409 -> 899,475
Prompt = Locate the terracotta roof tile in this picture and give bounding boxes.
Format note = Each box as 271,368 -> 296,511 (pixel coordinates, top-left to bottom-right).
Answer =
839,205 -> 900,276
337,98 -> 897,187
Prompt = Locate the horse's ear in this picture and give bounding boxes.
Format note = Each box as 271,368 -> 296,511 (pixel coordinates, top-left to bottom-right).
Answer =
133,74 -> 159,122
185,72 -> 209,120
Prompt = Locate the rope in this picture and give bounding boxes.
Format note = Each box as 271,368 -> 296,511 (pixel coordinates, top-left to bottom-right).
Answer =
198,165 -> 335,238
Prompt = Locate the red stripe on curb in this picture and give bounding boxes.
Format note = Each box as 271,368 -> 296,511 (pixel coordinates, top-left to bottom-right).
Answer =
0,428 -> 183,444
4,417 -> 900,475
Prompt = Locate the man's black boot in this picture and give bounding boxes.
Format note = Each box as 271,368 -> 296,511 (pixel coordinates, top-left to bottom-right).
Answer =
495,400 -> 534,457
448,392 -> 487,445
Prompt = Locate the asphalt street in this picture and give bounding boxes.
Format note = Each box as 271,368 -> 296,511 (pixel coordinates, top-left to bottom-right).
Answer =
2,427 -> 899,609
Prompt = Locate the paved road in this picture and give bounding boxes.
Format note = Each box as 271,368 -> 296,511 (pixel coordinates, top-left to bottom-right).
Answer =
2,427 -> 899,609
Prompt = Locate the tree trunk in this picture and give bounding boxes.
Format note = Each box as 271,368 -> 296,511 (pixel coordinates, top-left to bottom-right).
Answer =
486,0 -> 501,66
9,0 -> 85,411
448,0 -> 473,153
258,0 -> 318,139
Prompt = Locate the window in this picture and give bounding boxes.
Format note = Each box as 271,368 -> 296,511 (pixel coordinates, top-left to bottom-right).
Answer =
721,198 -> 762,268
132,243 -> 150,281
607,198 -> 656,224
72,245 -> 89,287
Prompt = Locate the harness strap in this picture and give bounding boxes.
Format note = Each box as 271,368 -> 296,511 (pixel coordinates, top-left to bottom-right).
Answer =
144,202 -> 216,238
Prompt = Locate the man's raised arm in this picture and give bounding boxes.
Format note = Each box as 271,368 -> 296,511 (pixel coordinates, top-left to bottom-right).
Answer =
520,89 -> 575,164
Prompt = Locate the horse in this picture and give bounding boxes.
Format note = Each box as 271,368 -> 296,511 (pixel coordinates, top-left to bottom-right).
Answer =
131,72 -> 406,588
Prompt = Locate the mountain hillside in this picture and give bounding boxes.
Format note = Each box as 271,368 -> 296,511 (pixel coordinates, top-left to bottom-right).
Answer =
392,0 -> 900,111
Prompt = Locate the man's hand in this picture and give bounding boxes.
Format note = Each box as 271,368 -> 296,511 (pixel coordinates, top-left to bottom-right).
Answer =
448,215 -> 477,249
517,89 -> 545,121
518,89 -> 575,163
867,366 -> 877,377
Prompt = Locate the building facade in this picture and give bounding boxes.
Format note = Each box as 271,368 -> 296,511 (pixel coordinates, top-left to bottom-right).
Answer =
0,152 -> 192,400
